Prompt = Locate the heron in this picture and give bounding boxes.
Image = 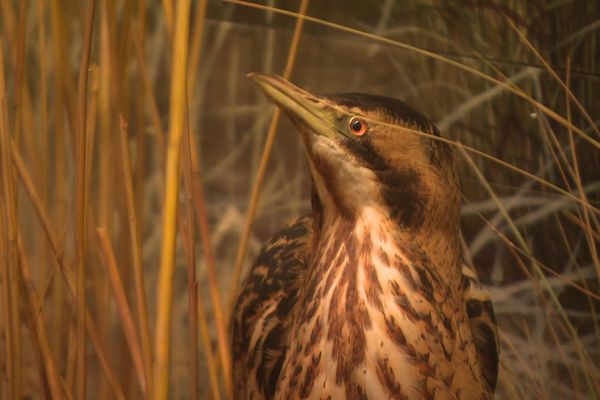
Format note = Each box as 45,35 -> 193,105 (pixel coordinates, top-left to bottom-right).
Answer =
231,73 -> 498,399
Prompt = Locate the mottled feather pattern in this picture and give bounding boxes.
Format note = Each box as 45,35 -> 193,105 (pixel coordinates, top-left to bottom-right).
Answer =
232,215 -> 499,399
232,216 -> 314,399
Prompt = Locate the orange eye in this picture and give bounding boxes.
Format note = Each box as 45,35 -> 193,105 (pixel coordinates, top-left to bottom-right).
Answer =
349,117 -> 368,137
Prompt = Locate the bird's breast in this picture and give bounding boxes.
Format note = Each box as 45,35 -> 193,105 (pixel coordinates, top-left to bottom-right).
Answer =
275,208 -> 487,399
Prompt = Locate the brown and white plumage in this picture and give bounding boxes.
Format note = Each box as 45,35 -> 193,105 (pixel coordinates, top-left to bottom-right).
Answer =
231,74 -> 499,399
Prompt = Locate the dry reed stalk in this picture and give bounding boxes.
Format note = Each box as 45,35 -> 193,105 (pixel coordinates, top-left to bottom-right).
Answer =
494,216 -> 599,391
197,296 -> 222,400
185,98 -> 235,396
36,0 -> 50,286
0,40 -> 19,400
3,7 -> 30,392
171,0 -> 233,393
49,0 -> 76,139
131,24 -> 167,171
96,11 -> 116,397
557,213 -> 600,390
47,1 -> 69,375
189,139 -> 233,396
563,60 -> 600,283
499,329 -> 545,400
187,0 -> 209,98
96,228 -> 147,395
12,0 -> 26,149
181,99 -> 200,399
459,143 -> 598,394
563,211 -> 600,243
488,217 -> 600,393
153,0 -> 192,398
228,0 -> 310,318
162,0 -> 174,36
17,234 -> 66,400
176,186 -> 221,400
119,114 -> 154,398
85,315 -> 126,400
475,210 -> 599,300
11,21 -> 35,386
74,0 -> 97,396
0,1 -> 15,39
66,325 -> 77,394
504,16 -> 600,139
179,111 -> 223,399
11,143 -> 126,399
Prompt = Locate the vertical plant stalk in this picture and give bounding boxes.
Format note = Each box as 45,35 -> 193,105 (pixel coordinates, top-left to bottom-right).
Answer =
0,40 -> 19,400
95,228 -> 147,395
49,0 -> 76,140
189,142 -> 233,396
187,0 -> 209,98
179,0 -> 234,392
37,0 -> 50,287
12,142 -> 126,399
227,0 -> 310,318
10,5 -> 26,395
131,25 -> 167,194
74,1 -> 97,397
162,0 -> 174,36
96,9 -> 116,397
12,0 -> 27,148
17,234 -> 66,400
197,298 -> 221,400
153,0 -> 191,398
181,101 -> 199,399
48,0 -> 69,372
177,172 -> 221,400
118,115 -> 154,399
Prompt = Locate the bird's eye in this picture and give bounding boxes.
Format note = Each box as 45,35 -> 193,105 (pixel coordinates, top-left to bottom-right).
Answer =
349,117 -> 368,137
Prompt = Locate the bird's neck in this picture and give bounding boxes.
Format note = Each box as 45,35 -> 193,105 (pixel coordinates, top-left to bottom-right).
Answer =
281,207 -> 482,398
312,206 -> 462,281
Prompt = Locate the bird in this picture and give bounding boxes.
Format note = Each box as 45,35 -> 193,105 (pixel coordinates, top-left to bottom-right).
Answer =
231,73 -> 499,399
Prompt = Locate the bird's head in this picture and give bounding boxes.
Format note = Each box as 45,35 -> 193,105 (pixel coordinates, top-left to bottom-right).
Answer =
249,73 -> 460,234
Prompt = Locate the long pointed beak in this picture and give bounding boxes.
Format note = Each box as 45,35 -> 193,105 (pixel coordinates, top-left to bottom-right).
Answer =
247,73 -> 341,140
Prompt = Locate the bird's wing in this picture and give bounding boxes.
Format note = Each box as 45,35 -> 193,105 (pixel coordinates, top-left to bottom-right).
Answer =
462,263 -> 500,391
231,215 -> 314,399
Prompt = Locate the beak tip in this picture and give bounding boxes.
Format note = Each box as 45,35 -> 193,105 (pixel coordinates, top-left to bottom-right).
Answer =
247,72 -> 278,98
247,71 -> 270,84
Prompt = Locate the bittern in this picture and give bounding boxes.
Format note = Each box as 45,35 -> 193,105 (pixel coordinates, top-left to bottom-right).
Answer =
232,74 -> 499,399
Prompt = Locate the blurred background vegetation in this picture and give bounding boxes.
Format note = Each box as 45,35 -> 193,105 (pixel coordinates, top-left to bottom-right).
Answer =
0,0 -> 598,399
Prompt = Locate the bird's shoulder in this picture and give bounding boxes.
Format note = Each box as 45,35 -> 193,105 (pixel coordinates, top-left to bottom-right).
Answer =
232,214 -> 314,398
461,262 -> 500,391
